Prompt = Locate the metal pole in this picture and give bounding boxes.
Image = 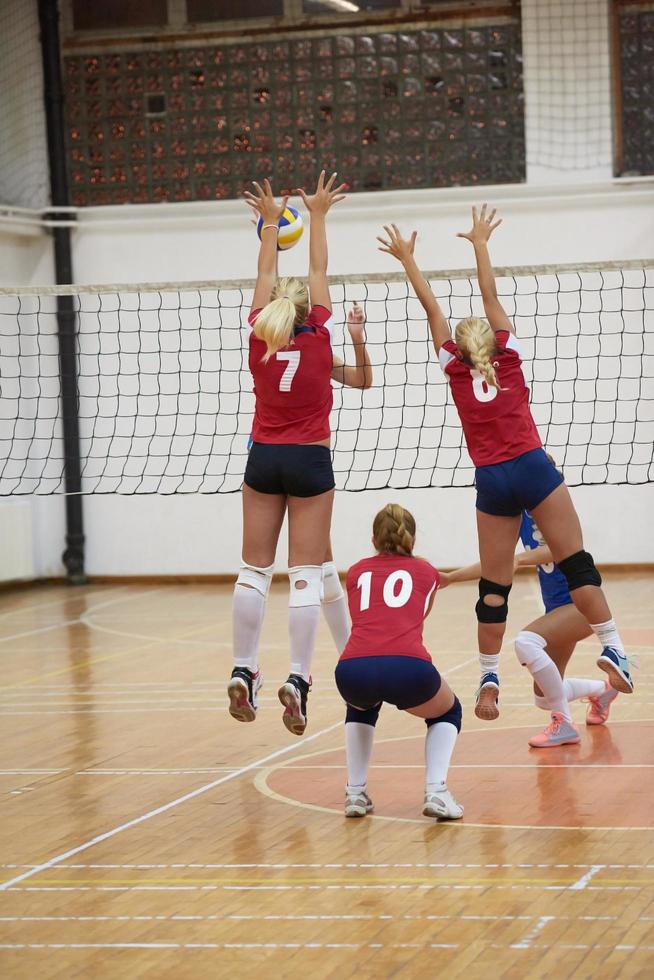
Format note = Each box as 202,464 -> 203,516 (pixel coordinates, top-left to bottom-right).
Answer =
38,0 -> 85,583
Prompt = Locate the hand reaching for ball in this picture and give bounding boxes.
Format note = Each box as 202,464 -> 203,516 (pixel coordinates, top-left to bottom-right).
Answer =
377,224 -> 417,265
243,178 -> 288,225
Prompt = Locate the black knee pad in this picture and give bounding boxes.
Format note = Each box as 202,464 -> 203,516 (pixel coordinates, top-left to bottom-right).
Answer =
475,578 -> 512,624
426,696 -> 462,733
345,703 -> 381,727
557,549 -> 602,591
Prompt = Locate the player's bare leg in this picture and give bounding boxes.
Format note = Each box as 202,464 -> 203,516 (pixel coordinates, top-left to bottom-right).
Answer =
522,605 -> 617,728
475,510 -> 521,720
278,488 -> 335,734
531,484 -> 633,692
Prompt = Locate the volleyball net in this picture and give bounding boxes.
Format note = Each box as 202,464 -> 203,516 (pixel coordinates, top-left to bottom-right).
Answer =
0,261 -> 652,495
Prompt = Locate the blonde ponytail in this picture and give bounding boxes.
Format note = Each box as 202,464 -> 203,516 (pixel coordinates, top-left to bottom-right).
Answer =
372,503 -> 416,557
455,316 -> 503,391
254,276 -> 309,362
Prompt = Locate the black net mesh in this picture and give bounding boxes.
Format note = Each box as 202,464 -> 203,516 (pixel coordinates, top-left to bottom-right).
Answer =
1,264 -> 652,495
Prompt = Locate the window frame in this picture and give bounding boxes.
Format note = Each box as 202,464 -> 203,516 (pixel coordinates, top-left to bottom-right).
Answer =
61,0 -> 521,45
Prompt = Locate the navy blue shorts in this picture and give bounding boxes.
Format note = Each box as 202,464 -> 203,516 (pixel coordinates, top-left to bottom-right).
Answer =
244,442 -> 335,498
475,448 -> 564,517
335,655 -> 441,711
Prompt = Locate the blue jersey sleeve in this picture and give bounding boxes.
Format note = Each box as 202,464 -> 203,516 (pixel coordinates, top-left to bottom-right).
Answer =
519,511 -> 573,613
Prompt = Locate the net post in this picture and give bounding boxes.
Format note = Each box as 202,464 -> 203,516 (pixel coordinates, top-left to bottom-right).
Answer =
38,0 -> 85,584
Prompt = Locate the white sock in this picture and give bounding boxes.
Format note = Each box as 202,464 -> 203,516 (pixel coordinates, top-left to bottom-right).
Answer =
591,619 -> 624,654
232,584 -> 265,672
563,677 -> 606,701
345,722 -> 375,791
534,694 -> 549,711
479,653 -> 500,681
289,605 -> 320,682
425,722 -> 458,790
321,561 -> 350,654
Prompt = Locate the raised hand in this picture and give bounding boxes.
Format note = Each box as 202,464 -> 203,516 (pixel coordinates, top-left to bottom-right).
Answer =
296,170 -> 347,215
456,203 -> 502,246
346,301 -> 366,341
243,178 -> 288,225
377,224 -> 417,265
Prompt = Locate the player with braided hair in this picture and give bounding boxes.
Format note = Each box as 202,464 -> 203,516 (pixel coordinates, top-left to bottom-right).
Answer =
228,173 -> 372,736
378,206 -> 633,722
335,504 -> 464,820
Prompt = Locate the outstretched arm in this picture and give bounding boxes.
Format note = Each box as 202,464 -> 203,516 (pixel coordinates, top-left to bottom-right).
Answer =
457,204 -> 514,334
296,170 -> 347,312
243,179 -> 288,313
377,224 -> 452,353
331,301 -> 372,389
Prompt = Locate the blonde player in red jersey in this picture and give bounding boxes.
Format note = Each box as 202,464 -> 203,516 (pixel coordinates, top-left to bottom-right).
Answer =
335,504 -> 463,820
378,207 -> 633,722
228,173 -> 372,736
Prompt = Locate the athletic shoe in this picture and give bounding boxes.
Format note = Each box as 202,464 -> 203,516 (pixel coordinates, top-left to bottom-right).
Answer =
585,680 -> 619,726
474,671 -> 500,721
528,711 -> 580,748
344,790 -> 374,818
597,647 -> 634,694
227,666 -> 263,723
422,786 -> 464,820
278,673 -> 311,736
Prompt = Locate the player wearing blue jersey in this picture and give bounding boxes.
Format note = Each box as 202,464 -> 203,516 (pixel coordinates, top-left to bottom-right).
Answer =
449,509 -> 620,747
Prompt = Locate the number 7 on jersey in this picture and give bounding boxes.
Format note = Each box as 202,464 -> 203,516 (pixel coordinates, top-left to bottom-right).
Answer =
276,350 -> 301,392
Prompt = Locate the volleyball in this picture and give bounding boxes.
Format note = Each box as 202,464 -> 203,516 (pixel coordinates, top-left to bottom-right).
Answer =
257,206 -> 304,251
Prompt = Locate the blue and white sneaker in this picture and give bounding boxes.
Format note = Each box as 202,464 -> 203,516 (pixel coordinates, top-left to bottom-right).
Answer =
597,647 -> 634,694
475,671 -> 500,721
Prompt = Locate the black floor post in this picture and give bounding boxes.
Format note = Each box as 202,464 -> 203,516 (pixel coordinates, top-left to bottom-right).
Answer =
38,0 -> 85,583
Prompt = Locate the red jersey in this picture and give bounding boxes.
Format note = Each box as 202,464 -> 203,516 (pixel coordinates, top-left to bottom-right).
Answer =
340,553 -> 440,663
248,304 -> 334,444
438,330 -> 541,467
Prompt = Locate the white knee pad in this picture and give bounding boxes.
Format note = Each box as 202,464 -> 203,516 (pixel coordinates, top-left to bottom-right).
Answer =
288,565 -> 323,608
514,630 -> 550,672
236,561 -> 274,597
322,560 -> 344,604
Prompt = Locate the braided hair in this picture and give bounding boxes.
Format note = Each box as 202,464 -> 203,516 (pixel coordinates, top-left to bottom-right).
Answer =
455,316 -> 503,391
372,503 -> 416,557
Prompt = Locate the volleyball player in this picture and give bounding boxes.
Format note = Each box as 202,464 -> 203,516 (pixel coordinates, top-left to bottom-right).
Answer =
335,504 -> 463,820
228,173 -> 372,736
449,506 -> 620,747
377,207 -> 633,721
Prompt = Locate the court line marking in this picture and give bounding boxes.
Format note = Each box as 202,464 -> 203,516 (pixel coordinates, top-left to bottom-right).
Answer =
570,865 -> 604,890
0,942 -> 653,952
0,720 -> 342,892
1,862 -> 649,871
253,723 -> 654,832
510,915 -> 555,949
7,884 -> 648,893
9,876 -> 653,887
0,913 -> 626,923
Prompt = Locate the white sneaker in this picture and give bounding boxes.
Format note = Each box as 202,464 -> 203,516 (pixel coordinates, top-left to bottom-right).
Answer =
344,790 -> 374,818
423,786 -> 464,820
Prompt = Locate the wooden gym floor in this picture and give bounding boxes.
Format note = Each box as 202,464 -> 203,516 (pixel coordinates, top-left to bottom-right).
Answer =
0,571 -> 652,979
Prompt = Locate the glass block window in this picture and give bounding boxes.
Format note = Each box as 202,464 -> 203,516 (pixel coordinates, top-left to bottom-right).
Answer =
617,5 -> 654,175
63,23 -> 525,206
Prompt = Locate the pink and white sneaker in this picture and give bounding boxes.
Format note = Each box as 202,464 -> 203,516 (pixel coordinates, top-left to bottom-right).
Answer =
528,711 -> 580,748
585,680 -> 618,726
